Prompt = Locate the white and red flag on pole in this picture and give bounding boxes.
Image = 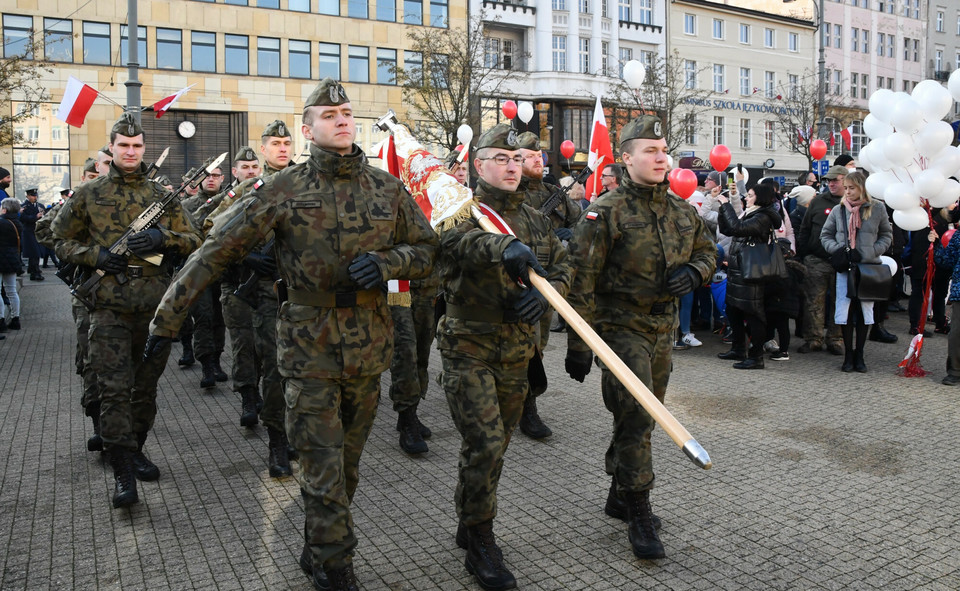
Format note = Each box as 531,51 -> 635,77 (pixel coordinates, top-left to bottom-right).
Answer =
840,124 -> 854,150
374,134 -> 403,179
55,77 -> 99,128
584,95 -> 614,202
152,84 -> 196,118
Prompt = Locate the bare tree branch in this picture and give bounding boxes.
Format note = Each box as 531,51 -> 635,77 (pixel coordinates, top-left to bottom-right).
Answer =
0,34 -> 53,148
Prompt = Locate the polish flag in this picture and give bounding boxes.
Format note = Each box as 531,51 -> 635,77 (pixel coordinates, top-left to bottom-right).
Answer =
152,84 -> 196,118
584,95 -> 614,202
374,134 -> 402,179
840,125 -> 854,150
829,131 -> 836,146
55,77 -> 98,128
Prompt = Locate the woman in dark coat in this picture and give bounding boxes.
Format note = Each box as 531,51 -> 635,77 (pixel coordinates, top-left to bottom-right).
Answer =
0,198 -> 24,330
716,182 -> 783,369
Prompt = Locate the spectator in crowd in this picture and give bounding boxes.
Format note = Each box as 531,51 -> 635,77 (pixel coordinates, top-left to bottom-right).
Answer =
933,228 -> 960,385
797,170 -> 819,192
0,198 -> 24,332
787,185 -> 816,235
905,211 -> 950,336
820,171 -> 893,372
599,163 -> 622,196
834,154 -> 857,171
559,176 -> 588,210
20,188 -> 44,281
0,167 -> 10,201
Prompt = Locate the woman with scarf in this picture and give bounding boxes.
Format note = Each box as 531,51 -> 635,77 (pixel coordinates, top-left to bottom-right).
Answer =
820,171 -> 893,372
716,182 -> 783,369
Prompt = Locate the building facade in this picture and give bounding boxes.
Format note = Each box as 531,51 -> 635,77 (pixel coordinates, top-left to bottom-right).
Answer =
928,1 -> 960,118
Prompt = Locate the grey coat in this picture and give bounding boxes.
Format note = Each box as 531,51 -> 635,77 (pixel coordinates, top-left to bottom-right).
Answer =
820,200 -> 892,264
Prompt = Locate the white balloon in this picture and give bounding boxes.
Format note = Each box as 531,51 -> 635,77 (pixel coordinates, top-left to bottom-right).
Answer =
884,183 -> 921,210
914,120 -> 955,158
932,179 -> 960,209
667,154 -> 674,169
864,172 -> 889,200
866,140 -> 894,171
912,80 -> 954,122
890,98 -> 924,134
456,124 -> 474,145
879,255 -> 898,275
915,169 -> 946,200
868,88 -> 896,122
931,145 -> 960,177
517,101 -> 534,124
863,114 -> 894,140
949,69 -> 960,102
883,132 -> 916,168
858,147 -> 874,173
893,207 -> 930,232
622,60 -> 646,89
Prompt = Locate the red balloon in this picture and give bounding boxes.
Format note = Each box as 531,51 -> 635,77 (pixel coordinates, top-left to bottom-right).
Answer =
667,168 -> 681,184
560,140 -> 576,159
671,168 -> 698,199
942,228 -> 956,248
709,145 -> 731,172
810,139 -> 827,161
502,100 -> 518,120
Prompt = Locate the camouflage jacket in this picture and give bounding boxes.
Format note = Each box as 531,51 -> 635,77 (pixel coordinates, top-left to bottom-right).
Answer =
567,176 -> 716,348
182,188 -> 221,227
150,143 -> 438,379
436,178 -> 571,365
521,177 -> 581,230
35,199 -> 65,250
50,162 -> 202,312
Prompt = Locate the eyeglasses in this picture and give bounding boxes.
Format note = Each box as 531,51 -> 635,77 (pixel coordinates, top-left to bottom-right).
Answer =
208,173 -> 224,178
478,154 -> 524,166
601,174 -> 615,179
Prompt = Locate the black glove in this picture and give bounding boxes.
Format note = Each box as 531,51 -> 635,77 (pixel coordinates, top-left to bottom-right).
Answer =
666,265 -> 701,297
348,252 -> 384,290
126,228 -> 164,255
554,227 -> 574,241
829,249 -> 850,272
244,252 -> 277,277
565,349 -> 593,383
502,240 -> 547,286
143,334 -> 174,360
95,247 -> 128,275
514,287 -> 547,325
848,249 -> 862,263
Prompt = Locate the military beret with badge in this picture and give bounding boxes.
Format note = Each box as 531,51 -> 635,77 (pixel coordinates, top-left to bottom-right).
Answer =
261,119 -> 292,139
83,158 -> 98,174
111,112 -> 144,138
516,131 -> 540,151
476,123 -> 520,151
304,77 -> 350,108
234,146 -> 259,162
619,114 -> 664,144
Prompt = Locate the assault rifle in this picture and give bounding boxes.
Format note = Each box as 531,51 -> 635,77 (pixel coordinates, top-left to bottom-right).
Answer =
145,147 -> 170,180
233,238 -> 277,308
538,164 -> 593,216
71,152 -> 228,310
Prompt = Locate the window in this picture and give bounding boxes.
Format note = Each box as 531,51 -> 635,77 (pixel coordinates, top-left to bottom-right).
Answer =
319,0 -> 340,15
912,39 -> 919,62
225,34 -> 249,75
484,38 -> 500,69
404,50 -> 422,84
602,0 -> 608,18
429,53 -> 448,88
348,0 -> 368,19
579,0 -> 590,12
833,69 -> 841,95
348,45 -> 369,82
318,42 -> 340,79
739,118 -> 751,149
936,49 -> 943,71
739,67 -> 751,96
684,14 -> 696,35
850,72 -> 858,98
619,0 -> 631,21
764,120 -> 775,150
713,116 -> 724,146
552,35 -> 566,72
553,0 -> 566,9
192,31 -> 216,72
579,37 -> 589,74
851,27 -> 858,52
44,18 -> 72,62
82,21 -> 111,65
876,75 -> 884,92
377,48 -> 396,84
258,37 -> 280,76
788,32 -> 798,52
258,0 -> 279,6
886,34 -> 894,57
911,0 -> 918,19
12,102 -> 71,199
886,77 -> 893,89
834,24 -> 841,48
876,32 -> 884,57
378,0 -> 396,21
619,47 -> 632,77
683,114 -> 696,145
713,64 -> 724,93
430,0 -> 448,27
764,28 -> 774,48
3,15 -> 33,59
601,41 -> 609,75
289,0 -> 311,11
861,29 -> 868,54
684,59 -> 696,89
225,0 -> 248,4
739,24 -> 750,44
156,28 -> 181,70
404,0 -> 422,24
120,25 -> 146,66
823,22 -> 830,49
636,0 -> 651,24
289,40 -> 310,79
713,19 -> 724,40
858,73 -> 867,99
764,71 -> 775,98
788,73 -> 798,100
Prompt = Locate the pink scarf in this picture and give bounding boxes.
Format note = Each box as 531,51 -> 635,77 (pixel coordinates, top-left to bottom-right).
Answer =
842,197 -> 863,250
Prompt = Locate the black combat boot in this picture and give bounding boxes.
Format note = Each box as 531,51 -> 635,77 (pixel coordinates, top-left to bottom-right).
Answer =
107,446 -> 139,508
239,386 -> 259,427
465,520 -> 516,591
178,337 -> 195,367
213,354 -> 229,382
395,411 -> 431,439
300,542 -> 331,591
604,477 -> 661,528
397,407 -> 428,455
8,317 -> 20,330
267,427 -> 293,477
133,432 -> 161,481
624,490 -> 666,559
86,401 -> 103,452
323,564 -> 359,591
199,354 -> 217,388
518,395 -> 552,439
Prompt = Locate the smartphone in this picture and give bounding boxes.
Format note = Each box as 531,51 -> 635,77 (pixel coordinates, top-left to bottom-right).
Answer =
737,163 -> 743,173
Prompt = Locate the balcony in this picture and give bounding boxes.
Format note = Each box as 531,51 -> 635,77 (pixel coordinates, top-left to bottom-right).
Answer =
618,19 -> 663,44
934,70 -> 951,81
481,0 -> 537,29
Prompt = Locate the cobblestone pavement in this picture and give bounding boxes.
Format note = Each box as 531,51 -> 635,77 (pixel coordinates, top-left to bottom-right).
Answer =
1,278 -> 958,590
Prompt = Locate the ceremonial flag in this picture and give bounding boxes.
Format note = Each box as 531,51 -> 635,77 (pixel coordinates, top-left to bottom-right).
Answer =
374,134 -> 402,178
840,125 -> 854,150
829,131 -> 836,147
373,133 -> 414,305
152,84 -> 196,118
55,77 -> 98,128
584,94 -> 614,202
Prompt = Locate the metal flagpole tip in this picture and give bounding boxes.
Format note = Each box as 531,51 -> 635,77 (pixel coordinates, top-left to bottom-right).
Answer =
375,109 -> 398,131
682,439 -> 712,470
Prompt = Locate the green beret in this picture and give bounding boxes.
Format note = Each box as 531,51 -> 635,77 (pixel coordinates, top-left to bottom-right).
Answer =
99,144 -> 113,157
234,146 -> 259,162
154,175 -> 172,187
83,158 -> 98,174
111,112 -> 144,138
261,119 -> 292,139
619,114 -> 664,144
304,77 -> 349,108
516,131 -> 540,151
476,124 -> 520,151
182,167 -> 198,182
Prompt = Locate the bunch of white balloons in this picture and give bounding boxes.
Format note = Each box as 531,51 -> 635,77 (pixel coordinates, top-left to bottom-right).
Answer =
858,71 -> 960,231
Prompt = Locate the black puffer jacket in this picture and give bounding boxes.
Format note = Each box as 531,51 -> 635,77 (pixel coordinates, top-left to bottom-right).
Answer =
718,202 -> 782,318
0,212 -> 24,274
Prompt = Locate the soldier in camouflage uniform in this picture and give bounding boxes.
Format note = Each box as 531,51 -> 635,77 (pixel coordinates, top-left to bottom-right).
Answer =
145,79 -> 436,591
440,124 -> 570,590
564,115 -> 716,559
52,113 -> 201,509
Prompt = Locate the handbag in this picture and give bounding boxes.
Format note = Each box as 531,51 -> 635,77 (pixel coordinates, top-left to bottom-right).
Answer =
847,262 -> 892,301
738,229 -> 788,283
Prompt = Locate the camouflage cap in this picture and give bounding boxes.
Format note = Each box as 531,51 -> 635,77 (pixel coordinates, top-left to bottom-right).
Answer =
99,144 -> 113,157
304,78 -> 349,108
182,167 -> 198,182
516,131 -> 540,151
261,119 -> 292,139
155,174 -> 172,187
476,124 -> 520,151
823,165 -> 849,180
111,112 -> 144,138
234,146 -> 259,162
619,114 -> 664,143
83,157 -> 98,174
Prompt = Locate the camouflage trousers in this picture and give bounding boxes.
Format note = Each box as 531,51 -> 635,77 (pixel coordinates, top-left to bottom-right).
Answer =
411,291 -> 438,398
221,283 -> 259,392
89,307 -> 171,450
802,257 -> 842,346
286,375 -> 380,571
253,279 -> 283,431
441,352 -> 528,526
72,300 -> 99,410
388,305 -> 421,412
191,283 -> 226,360
600,329 -> 672,493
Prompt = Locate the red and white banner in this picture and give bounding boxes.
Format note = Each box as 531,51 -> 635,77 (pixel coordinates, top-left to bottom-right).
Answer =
584,95 -> 614,202
55,77 -> 98,128
374,134 -> 402,179
840,125 -> 854,150
152,84 -> 196,118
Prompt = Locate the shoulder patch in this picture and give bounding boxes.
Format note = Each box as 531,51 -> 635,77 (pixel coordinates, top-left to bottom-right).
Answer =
585,211 -> 600,221
227,189 -> 236,199
206,198 -> 213,204
253,178 -> 264,190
